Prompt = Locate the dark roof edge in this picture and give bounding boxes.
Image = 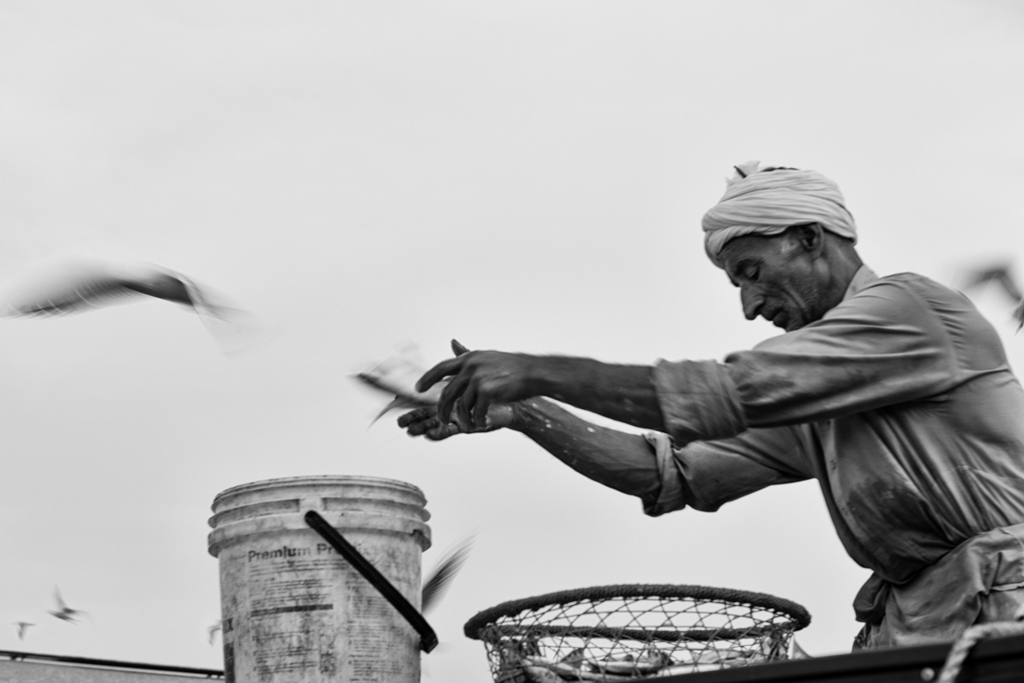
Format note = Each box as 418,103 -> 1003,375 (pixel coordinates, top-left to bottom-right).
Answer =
0,649 -> 223,678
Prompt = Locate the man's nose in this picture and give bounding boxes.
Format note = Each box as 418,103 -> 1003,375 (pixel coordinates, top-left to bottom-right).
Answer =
740,286 -> 763,320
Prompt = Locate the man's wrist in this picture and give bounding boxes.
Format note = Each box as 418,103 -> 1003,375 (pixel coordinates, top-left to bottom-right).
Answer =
506,401 -> 527,432
520,353 -> 553,398
524,354 -> 581,402
507,399 -> 542,433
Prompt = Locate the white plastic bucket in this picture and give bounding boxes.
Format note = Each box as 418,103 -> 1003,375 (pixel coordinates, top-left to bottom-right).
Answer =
208,476 -> 431,683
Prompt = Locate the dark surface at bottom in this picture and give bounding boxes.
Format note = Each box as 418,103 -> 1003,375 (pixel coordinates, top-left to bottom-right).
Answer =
652,634 -> 1024,683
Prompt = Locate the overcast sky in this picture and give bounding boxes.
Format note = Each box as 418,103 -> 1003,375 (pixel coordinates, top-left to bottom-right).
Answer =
1,1 -> 1023,680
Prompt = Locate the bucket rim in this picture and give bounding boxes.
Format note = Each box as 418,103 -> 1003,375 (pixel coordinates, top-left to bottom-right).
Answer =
211,475 -> 426,508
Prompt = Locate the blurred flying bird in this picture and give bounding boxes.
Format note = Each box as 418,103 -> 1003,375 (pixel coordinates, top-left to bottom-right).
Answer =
208,620 -> 222,645
14,621 -> 34,640
0,257 -> 276,353
48,587 -> 87,623
354,340 -> 474,424
420,535 -> 474,614
354,350 -> 450,424
957,262 -> 1024,331
3,259 -> 214,316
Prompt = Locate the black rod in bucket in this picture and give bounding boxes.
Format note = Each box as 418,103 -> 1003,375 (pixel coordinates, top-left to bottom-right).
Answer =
304,510 -> 439,653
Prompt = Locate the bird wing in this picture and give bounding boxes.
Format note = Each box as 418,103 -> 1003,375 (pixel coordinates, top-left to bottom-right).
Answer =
420,536 -> 474,614
959,264 -> 1024,301
170,274 -> 279,354
2,263 -> 147,317
957,263 -> 1024,331
997,270 -> 1024,302
2,258 -> 277,354
366,396 -> 426,426
2,260 -> 209,318
960,265 -> 1005,289
53,587 -> 68,611
120,271 -> 196,307
356,372 -> 442,407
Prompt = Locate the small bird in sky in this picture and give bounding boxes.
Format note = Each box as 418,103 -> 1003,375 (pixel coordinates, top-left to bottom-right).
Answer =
957,262 -> 1024,331
207,620 -> 222,646
48,587 -> 87,624
421,535 -> 474,614
0,257 -> 276,353
14,621 -> 34,640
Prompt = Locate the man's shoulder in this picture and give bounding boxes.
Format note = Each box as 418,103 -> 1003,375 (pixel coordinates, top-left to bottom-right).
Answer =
868,271 -> 943,288
837,271 -> 994,340
855,271 -> 962,302
825,271 -> 970,327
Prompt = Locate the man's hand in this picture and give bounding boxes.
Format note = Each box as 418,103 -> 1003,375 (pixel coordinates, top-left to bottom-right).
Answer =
399,339 -> 518,439
397,402 -> 515,441
416,342 -> 544,429
414,340 -> 667,433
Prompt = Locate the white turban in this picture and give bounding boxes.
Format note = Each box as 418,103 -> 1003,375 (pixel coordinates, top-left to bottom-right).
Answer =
702,161 -> 857,268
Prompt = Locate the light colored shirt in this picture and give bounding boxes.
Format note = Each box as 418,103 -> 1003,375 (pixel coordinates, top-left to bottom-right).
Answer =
646,266 -> 1024,646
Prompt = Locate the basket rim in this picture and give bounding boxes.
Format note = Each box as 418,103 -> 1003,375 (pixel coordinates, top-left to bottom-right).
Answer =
463,583 -> 811,640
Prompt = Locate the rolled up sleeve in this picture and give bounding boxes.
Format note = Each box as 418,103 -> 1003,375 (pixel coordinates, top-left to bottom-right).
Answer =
651,358 -> 747,445
642,427 -> 811,516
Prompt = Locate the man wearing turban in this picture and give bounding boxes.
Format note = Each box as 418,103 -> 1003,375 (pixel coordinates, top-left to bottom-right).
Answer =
401,162 -> 1024,649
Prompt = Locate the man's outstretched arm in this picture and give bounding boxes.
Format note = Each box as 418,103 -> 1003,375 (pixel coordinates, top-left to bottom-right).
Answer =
398,397 -> 662,500
510,398 -> 663,499
416,350 -> 667,432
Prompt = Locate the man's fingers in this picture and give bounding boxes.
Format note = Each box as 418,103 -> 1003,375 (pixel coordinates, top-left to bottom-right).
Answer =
435,343 -> 473,426
458,384 -> 479,431
473,392 -> 494,430
397,407 -> 444,437
426,421 -> 461,441
397,408 -> 435,428
399,409 -> 463,440
437,374 -> 470,424
406,421 -> 430,437
416,356 -> 467,393
405,416 -> 439,437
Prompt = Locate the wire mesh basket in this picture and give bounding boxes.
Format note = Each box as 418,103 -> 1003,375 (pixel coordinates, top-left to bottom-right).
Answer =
464,584 -> 811,681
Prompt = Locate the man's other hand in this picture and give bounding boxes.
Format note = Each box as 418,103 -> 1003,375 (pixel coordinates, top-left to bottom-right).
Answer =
397,403 -> 514,441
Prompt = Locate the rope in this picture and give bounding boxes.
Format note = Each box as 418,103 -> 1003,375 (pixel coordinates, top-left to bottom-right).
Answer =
936,620 -> 1024,683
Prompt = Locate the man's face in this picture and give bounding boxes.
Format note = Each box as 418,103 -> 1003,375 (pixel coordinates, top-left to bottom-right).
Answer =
718,227 -> 832,332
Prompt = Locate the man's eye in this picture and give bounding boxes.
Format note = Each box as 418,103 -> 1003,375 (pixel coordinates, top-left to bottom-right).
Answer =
742,266 -> 759,281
